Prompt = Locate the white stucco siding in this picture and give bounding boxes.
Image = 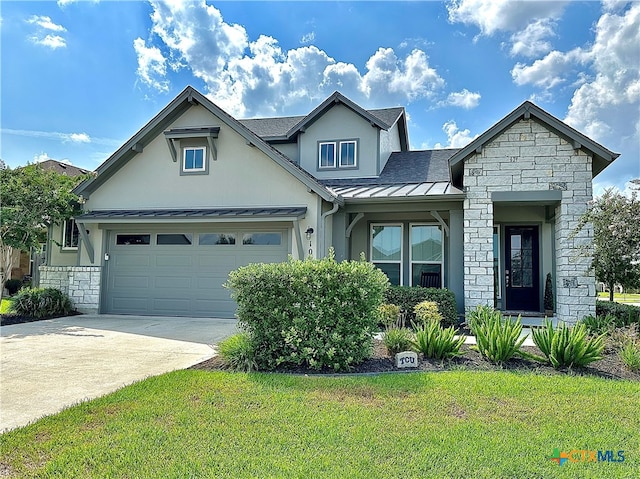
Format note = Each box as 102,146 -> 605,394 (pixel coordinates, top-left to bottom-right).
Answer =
298,104 -> 379,179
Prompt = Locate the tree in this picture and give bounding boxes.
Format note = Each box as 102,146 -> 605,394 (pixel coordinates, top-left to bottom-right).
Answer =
0,164 -> 86,299
574,180 -> 640,301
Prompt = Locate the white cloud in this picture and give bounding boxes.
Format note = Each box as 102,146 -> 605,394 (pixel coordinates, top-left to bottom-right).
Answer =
27,15 -> 66,32
67,133 -> 91,143
27,15 -> 67,49
133,37 -> 169,92
434,120 -> 478,148
2,128 -> 119,147
139,0 -> 446,117
34,152 -> 53,163
511,48 -> 589,88
446,0 -> 567,36
510,19 -> 556,57
300,32 -> 315,44
445,89 -> 481,109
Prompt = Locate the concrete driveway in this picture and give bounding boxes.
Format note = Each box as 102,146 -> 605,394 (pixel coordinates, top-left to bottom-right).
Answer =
0,314 -> 238,433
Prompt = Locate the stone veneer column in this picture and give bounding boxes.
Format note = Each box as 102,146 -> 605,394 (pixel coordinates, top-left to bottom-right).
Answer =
462,118 -> 595,322
39,266 -> 101,314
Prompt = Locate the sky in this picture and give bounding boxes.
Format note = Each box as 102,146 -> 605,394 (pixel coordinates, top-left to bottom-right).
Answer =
1,0 -> 638,195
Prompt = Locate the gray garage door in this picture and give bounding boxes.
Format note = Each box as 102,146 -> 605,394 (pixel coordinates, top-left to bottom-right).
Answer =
103,229 -> 288,318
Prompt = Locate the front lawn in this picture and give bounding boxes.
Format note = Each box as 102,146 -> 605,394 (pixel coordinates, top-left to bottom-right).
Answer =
1,371 -> 638,478
598,291 -> 640,304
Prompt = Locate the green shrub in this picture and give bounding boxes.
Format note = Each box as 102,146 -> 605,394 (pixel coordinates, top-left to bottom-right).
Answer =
468,306 -> 526,365
619,341 -> 640,372
414,301 -> 442,324
411,318 -> 465,360
596,300 -> 640,327
226,250 -> 389,371
383,327 -> 414,356
606,324 -> 639,352
217,333 -> 256,372
385,286 -> 458,327
9,287 -> 74,319
580,314 -> 617,335
377,303 -> 401,330
4,279 -> 23,296
531,320 -> 605,369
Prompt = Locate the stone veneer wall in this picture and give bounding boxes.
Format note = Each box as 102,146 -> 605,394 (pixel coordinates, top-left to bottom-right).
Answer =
39,266 -> 101,314
463,118 -> 594,323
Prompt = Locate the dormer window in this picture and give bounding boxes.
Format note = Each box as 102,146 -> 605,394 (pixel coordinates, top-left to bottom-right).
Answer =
184,147 -> 206,172
318,139 -> 358,170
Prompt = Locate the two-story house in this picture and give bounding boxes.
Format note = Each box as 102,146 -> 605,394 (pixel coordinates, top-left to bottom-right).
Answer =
41,86 -> 619,322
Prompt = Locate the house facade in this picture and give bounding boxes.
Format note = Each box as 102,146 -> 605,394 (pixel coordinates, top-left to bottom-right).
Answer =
41,86 -> 619,322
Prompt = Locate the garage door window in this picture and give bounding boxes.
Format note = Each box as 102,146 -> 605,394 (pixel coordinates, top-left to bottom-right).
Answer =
199,233 -> 236,245
242,233 -> 282,245
157,234 -> 193,245
116,234 -> 151,245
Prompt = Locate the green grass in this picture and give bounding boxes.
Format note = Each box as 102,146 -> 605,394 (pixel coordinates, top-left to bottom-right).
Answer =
598,292 -> 640,304
1,371 -> 638,478
0,298 -> 12,314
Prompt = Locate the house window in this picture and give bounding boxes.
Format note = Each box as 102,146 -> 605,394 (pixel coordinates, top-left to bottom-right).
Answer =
116,234 -> 151,245
182,147 -> 206,172
319,142 -> 336,168
199,233 -> 236,245
410,224 -> 443,287
371,224 -> 402,285
62,219 -> 79,250
339,141 -> 357,167
157,234 -> 193,245
242,233 -> 282,245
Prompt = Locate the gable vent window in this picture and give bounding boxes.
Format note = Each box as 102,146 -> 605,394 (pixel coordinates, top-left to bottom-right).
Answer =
318,140 -> 358,170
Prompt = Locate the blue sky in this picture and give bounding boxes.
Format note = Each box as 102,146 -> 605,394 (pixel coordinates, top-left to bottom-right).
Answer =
1,1 -> 638,194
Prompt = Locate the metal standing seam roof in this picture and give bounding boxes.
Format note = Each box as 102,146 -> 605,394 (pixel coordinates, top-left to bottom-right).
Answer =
327,182 -> 464,200
76,207 -> 307,220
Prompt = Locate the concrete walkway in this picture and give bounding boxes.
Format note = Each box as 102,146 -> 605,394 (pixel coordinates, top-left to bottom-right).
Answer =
0,314 -> 238,433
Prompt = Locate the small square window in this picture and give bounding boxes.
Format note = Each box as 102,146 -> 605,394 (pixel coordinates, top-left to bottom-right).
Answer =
318,142 -> 336,168
183,147 -> 206,173
339,141 -> 357,167
62,219 -> 79,249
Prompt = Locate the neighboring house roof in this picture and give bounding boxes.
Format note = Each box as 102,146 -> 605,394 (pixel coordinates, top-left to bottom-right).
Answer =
74,86 -> 340,204
76,207 -> 307,223
448,100 -> 620,182
37,159 -> 90,177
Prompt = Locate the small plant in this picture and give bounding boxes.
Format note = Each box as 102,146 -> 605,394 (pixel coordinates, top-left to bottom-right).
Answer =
606,324 -> 639,353
217,333 -> 257,372
9,287 -> 74,319
4,279 -> 23,296
619,341 -> 640,372
383,327 -> 414,356
411,318 -> 465,360
377,303 -> 401,330
384,286 -> 458,327
468,306 -> 526,365
531,319 -> 605,369
543,273 -> 554,314
414,301 -> 442,324
580,314 -> 617,335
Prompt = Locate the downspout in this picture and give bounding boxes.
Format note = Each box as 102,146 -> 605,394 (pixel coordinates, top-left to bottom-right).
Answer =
319,201 -> 340,258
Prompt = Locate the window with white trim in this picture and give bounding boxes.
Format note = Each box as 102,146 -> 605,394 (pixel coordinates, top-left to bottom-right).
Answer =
62,219 -> 79,250
183,147 -> 206,172
371,224 -> 403,286
318,142 -> 336,168
409,224 -> 443,286
339,141 -> 357,167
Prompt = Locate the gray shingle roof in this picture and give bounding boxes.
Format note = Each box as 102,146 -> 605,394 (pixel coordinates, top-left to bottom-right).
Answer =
367,108 -> 404,128
320,149 -> 459,187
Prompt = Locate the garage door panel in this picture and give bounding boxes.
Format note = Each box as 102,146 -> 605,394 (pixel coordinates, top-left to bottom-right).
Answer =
104,228 -> 288,318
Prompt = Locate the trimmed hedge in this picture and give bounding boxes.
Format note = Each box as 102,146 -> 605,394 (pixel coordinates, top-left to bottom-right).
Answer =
384,286 -> 458,328
226,252 -> 389,371
596,300 -> 640,327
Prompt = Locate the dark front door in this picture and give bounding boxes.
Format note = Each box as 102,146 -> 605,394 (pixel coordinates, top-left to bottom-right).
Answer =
505,226 -> 540,311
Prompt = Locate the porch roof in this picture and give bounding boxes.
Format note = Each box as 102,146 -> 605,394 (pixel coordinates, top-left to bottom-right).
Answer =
75,207 -> 307,223
327,181 -> 464,201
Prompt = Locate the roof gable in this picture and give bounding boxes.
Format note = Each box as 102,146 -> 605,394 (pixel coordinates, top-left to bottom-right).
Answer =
449,101 -> 619,181
75,86 -> 339,203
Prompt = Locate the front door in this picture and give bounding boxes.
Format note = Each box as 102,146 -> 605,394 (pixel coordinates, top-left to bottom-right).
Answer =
505,226 -> 540,311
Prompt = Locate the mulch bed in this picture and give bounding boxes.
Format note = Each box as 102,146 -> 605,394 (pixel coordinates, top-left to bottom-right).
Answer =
191,339 -> 640,381
0,311 -> 82,326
